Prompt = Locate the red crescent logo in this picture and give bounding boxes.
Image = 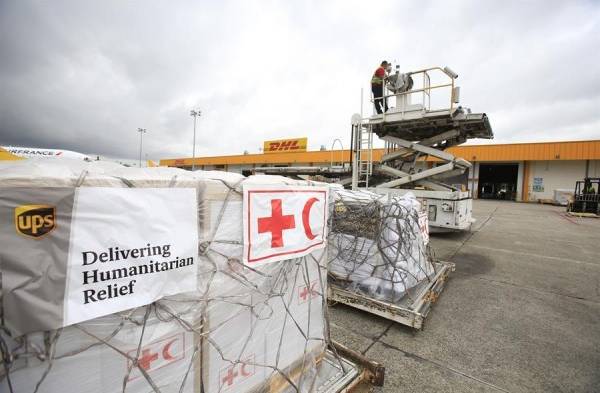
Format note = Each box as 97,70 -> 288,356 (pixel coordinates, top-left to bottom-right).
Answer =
302,197 -> 319,240
162,339 -> 178,360
241,363 -> 252,376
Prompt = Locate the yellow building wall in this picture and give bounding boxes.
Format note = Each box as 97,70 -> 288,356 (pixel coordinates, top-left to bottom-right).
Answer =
445,140 -> 600,162
160,140 -> 600,167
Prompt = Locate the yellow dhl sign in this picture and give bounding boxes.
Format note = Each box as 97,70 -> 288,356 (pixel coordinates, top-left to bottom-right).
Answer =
263,138 -> 307,153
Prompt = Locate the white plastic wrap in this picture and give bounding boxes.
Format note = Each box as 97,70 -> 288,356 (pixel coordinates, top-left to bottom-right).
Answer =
0,160 -> 333,393
328,188 -> 434,303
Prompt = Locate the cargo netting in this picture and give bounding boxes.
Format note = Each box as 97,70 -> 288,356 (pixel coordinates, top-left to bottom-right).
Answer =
328,188 -> 437,304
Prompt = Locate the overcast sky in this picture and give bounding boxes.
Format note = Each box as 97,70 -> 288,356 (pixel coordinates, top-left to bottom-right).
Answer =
1,1 -> 599,160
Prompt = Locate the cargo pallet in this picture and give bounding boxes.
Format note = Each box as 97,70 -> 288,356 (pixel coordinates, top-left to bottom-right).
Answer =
322,342 -> 385,392
566,211 -> 599,218
328,261 -> 455,329
268,341 -> 384,393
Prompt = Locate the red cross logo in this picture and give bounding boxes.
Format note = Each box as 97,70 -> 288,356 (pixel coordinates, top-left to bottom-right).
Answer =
126,334 -> 185,382
137,348 -> 159,370
222,368 -> 238,386
299,281 -> 318,302
258,199 -> 296,248
220,361 -> 255,389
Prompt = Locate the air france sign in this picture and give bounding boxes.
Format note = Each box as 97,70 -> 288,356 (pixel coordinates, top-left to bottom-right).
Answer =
243,185 -> 329,266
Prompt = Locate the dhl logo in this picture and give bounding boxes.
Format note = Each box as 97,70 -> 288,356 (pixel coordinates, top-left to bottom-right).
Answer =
268,140 -> 301,152
263,138 -> 307,154
15,205 -> 56,238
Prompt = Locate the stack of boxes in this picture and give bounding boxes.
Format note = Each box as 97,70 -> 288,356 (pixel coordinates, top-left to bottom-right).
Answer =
0,160 -> 329,393
328,188 -> 434,303
200,174 -> 327,392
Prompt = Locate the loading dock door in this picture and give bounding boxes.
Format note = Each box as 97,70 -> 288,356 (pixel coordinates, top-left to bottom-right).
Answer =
478,163 -> 519,200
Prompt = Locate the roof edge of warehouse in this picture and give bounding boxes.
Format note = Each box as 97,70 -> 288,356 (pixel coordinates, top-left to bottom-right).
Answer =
160,139 -> 600,166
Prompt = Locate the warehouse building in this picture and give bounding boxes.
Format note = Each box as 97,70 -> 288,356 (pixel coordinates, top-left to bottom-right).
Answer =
160,139 -> 600,203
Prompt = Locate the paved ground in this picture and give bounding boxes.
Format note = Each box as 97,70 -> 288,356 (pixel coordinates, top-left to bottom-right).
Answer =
330,200 -> 600,392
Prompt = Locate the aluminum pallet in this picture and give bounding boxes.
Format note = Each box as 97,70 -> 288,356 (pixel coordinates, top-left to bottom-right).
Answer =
328,261 -> 455,329
272,342 -> 385,393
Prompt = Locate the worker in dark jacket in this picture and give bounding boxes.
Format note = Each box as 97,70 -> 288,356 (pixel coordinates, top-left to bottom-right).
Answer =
371,61 -> 390,114
583,179 -> 596,194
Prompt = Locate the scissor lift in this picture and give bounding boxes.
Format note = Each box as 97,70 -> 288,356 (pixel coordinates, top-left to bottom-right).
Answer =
351,65 -> 493,231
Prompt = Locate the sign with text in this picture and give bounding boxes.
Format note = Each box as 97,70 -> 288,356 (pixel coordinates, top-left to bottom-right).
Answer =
243,185 -> 329,266
533,177 -> 544,192
0,187 -> 198,334
263,137 -> 307,153
64,188 -> 198,326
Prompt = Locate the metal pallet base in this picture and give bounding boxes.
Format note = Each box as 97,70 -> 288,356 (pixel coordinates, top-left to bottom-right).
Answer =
323,342 -> 385,392
566,211 -> 599,218
273,342 -> 385,393
328,261 -> 455,329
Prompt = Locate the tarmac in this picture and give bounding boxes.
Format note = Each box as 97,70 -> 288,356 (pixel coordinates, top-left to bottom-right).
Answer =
330,200 -> 600,392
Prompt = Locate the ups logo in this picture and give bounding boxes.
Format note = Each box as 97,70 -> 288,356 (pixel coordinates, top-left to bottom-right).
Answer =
15,205 -> 56,238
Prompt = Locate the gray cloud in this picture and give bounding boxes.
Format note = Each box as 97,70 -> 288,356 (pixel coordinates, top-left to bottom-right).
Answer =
1,0 -> 599,160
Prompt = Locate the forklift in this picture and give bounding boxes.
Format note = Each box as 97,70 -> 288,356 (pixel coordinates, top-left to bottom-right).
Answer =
567,177 -> 600,216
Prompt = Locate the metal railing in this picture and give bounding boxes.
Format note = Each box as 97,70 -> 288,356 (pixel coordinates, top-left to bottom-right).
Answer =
371,66 -> 458,122
350,66 -> 464,190
351,120 -> 374,190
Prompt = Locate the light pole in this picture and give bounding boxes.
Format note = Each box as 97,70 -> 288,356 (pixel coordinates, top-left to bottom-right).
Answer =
190,109 -> 201,171
137,128 -> 147,168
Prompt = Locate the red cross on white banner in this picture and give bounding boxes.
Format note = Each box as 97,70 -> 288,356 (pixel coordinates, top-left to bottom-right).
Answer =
243,185 -> 329,266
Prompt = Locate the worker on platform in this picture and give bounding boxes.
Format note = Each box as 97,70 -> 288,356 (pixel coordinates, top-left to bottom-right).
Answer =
371,60 -> 390,114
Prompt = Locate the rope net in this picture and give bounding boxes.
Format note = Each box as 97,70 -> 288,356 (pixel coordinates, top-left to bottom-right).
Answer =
0,161 -> 347,393
328,188 -> 436,304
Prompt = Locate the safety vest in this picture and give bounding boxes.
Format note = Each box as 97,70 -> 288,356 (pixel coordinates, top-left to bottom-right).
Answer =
371,67 -> 384,85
